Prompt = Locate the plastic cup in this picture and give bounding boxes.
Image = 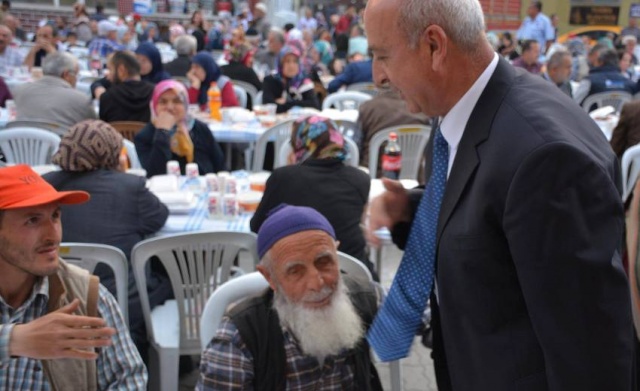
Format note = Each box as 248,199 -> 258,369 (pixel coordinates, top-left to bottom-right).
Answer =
264,103 -> 277,116
207,192 -> 222,218
186,163 -> 199,179
166,160 -> 180,176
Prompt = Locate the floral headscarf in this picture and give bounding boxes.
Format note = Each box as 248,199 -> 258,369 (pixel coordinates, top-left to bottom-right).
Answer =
276,44 -> 307,89
52,120 -> 123,172
151,80 -> 195,162
291,115 -> 348,163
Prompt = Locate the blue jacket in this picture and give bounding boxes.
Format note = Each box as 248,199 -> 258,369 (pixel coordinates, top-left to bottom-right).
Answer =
587,65 -> 636,96
328,60 -> 373,93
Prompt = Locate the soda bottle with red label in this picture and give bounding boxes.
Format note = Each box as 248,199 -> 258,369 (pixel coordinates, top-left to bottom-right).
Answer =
381,132 -> 402,179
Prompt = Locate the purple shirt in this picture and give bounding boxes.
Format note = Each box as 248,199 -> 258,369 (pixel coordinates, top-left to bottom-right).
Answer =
511,57 -> 542,75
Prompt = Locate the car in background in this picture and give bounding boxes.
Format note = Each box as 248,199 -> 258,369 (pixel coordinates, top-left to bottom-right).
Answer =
557,25 -> 622,46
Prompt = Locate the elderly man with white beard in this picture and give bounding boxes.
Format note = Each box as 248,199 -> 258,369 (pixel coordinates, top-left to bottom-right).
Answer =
197,204 -> 383,390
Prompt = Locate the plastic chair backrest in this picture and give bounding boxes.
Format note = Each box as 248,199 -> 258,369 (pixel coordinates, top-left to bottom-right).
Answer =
622,143 -> 640,202
582,91 -> 633,113
338,251 -> 373,282
109,121 -> 146,141
0,127 -> 61,165
232,84 -> 248,109
199,271 -> 269,350
252,119 -> 295,172
334,119 -> 362,146
254,91 -> 263,105
231,80 -> 258,107
278,137 -> 359,167
6,120 -> 67,136
322,91 -> 372,110
131,231 -> 258,353
368,125 -> 432,180
59,242 -> 129,323
346,82 -> 379,96
123,139 -> 142,169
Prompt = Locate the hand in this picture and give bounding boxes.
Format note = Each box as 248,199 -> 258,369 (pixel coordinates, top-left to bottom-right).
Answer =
153,111 -> 177,130
9,299 -> 115,360
365,178 -> 411,247
275,97 -> 286,105
186,69 -> 200,90
176,121 -> 190,136
94,86 -> 106,100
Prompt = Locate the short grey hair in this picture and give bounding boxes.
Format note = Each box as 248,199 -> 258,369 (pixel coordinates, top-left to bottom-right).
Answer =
547,50 -> 570,69
42,52 -> 77,77
269,27 -> 286,45
398,0 -> 486,53
174,34 -> 197,55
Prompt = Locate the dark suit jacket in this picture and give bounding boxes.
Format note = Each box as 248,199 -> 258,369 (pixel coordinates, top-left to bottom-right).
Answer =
392,58 -> 634,390
611,100 -> 640,159
164,55 -> 192,77
327,60 -> 373,93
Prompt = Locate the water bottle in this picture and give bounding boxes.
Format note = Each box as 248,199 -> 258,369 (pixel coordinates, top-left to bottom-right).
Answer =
208,82 -> 222,121
90,50 -> 102,76
381,132 -> 402,179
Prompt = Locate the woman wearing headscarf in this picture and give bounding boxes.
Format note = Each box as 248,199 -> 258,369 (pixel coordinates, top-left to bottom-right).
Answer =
135,79 -> 225,177
43,119 -> 171,356
250,115 -> 374,276
135,42 -> 171,84
262,45 -> 319,114
186,51 -> 239,110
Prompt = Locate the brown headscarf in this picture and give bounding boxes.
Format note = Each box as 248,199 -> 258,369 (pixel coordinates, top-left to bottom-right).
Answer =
52,120 -> 123,172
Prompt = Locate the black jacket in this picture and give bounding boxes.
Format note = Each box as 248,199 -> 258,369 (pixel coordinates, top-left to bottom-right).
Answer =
164,55 -> 192,77
99,80 -> 154,123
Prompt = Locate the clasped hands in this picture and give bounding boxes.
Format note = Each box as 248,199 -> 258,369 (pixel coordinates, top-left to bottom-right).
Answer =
9,299 -> 115,360
364,178 -> 411,248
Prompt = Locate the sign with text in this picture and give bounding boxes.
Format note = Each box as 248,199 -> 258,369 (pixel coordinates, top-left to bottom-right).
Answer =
631,4 -> 640,18
569,6 -> 620,25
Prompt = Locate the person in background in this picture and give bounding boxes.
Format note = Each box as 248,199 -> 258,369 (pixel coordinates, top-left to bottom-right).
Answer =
43,120 -> 170,362
225,26 -> 253,67
542,49 -> 573,97
24,24 -> 58,68
72,2 -> 93,43
1,0 -> 9,12
135,42 -> 171,84
254,27 -> 286,72
116,25 -> 137,51
165,34 -> 196,77
91,3 -> 108,22
251,116 -> 373,274
622,18 -> 640,43
0,76 -> 11,107
262,45 -> 319,113
610,100 -> 640,159
99,50 -> 154,123
516,0 -> 554,57
54,16 -> 71,40
135,79 -> 225,177
199,204 -> 382,390
511,39 -> 542,74
619,50 -> 638,82
0,24 -> 23,73
327,57 -> 372,93
88,20 -> 123,59
252,2 -> 270,40
347,25 -> 368,61
221,43 -> 262,108
497,32 -> 519,61
186,51 -> 238,111
574,48 -> 636,106
0,164 -> 148,390
190,10 -> 207,52
298,6 -> 318,32
14,52 -> 96,128
567,37 -> 589,81
314,28 -> 334,66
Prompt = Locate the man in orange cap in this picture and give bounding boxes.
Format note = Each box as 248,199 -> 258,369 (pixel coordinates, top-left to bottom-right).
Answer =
0,165 -> 147,390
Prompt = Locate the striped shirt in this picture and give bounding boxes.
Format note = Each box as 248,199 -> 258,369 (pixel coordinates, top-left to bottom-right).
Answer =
197,317 -> 356,390
0,46 -> 25,74
0,276 -> 147,390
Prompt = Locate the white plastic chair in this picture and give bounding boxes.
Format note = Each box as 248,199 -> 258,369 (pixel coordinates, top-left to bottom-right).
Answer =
59,243 -> 129,323
369,125 -> 432,180
322,91 -> 372,110
582,91 -> 633,113
0,127 -> 61,166
131,231 -> 258,391
334,119 -> 362,146
254,91 -> 263,105
233,84 -> 248,109
123,139 -> 142,169
346,82 -> 379,96
251,119 -> 295,172
6,120 -> 67,137
278,137 -> 359,167
621,143 -> 640,202
231,80 -> 258,107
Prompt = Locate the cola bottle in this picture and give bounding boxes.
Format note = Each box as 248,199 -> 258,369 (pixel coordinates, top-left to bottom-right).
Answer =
381,132 -> 402,179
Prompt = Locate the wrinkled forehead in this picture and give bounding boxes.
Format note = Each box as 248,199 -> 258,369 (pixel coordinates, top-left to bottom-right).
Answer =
270,230 -> 337,264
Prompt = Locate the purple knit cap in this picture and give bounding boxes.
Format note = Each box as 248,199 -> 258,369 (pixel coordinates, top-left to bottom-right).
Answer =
257,204 -> 336,258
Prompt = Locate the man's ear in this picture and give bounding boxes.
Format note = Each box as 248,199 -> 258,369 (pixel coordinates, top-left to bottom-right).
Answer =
421,24 -> 448,72
256,264 -> 277,291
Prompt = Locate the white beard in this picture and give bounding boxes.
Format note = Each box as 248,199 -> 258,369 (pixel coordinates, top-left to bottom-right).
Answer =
273,279 -> 364,364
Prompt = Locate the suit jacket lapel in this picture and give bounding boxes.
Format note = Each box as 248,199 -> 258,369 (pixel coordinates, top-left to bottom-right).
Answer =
435,58 -> 516,238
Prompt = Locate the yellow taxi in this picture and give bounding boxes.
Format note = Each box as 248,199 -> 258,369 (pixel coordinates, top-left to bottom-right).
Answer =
557,25 -> 622,46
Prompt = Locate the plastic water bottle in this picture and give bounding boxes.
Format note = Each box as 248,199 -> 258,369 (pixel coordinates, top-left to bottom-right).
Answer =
381,132 -> 402,179
208,82 -> 222,121
90,50 -> 102,76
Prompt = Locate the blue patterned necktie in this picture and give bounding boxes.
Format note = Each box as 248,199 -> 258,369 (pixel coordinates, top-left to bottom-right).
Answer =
368,128 -> 449,361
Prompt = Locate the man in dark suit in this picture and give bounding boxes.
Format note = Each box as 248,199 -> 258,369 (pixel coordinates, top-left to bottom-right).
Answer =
164,35 -> 196,77
327,58 -> 372,93
365,0 -> 634,389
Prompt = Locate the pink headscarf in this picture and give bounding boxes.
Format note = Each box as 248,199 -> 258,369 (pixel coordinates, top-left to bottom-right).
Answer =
150,79 -> 193,128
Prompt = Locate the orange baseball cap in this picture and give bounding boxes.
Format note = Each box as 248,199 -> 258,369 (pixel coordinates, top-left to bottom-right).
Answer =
0,165 -> 90,209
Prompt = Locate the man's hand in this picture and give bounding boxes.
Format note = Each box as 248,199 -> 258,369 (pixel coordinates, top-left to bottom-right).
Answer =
9,299 -> 115,360
365,178 -> 411,247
